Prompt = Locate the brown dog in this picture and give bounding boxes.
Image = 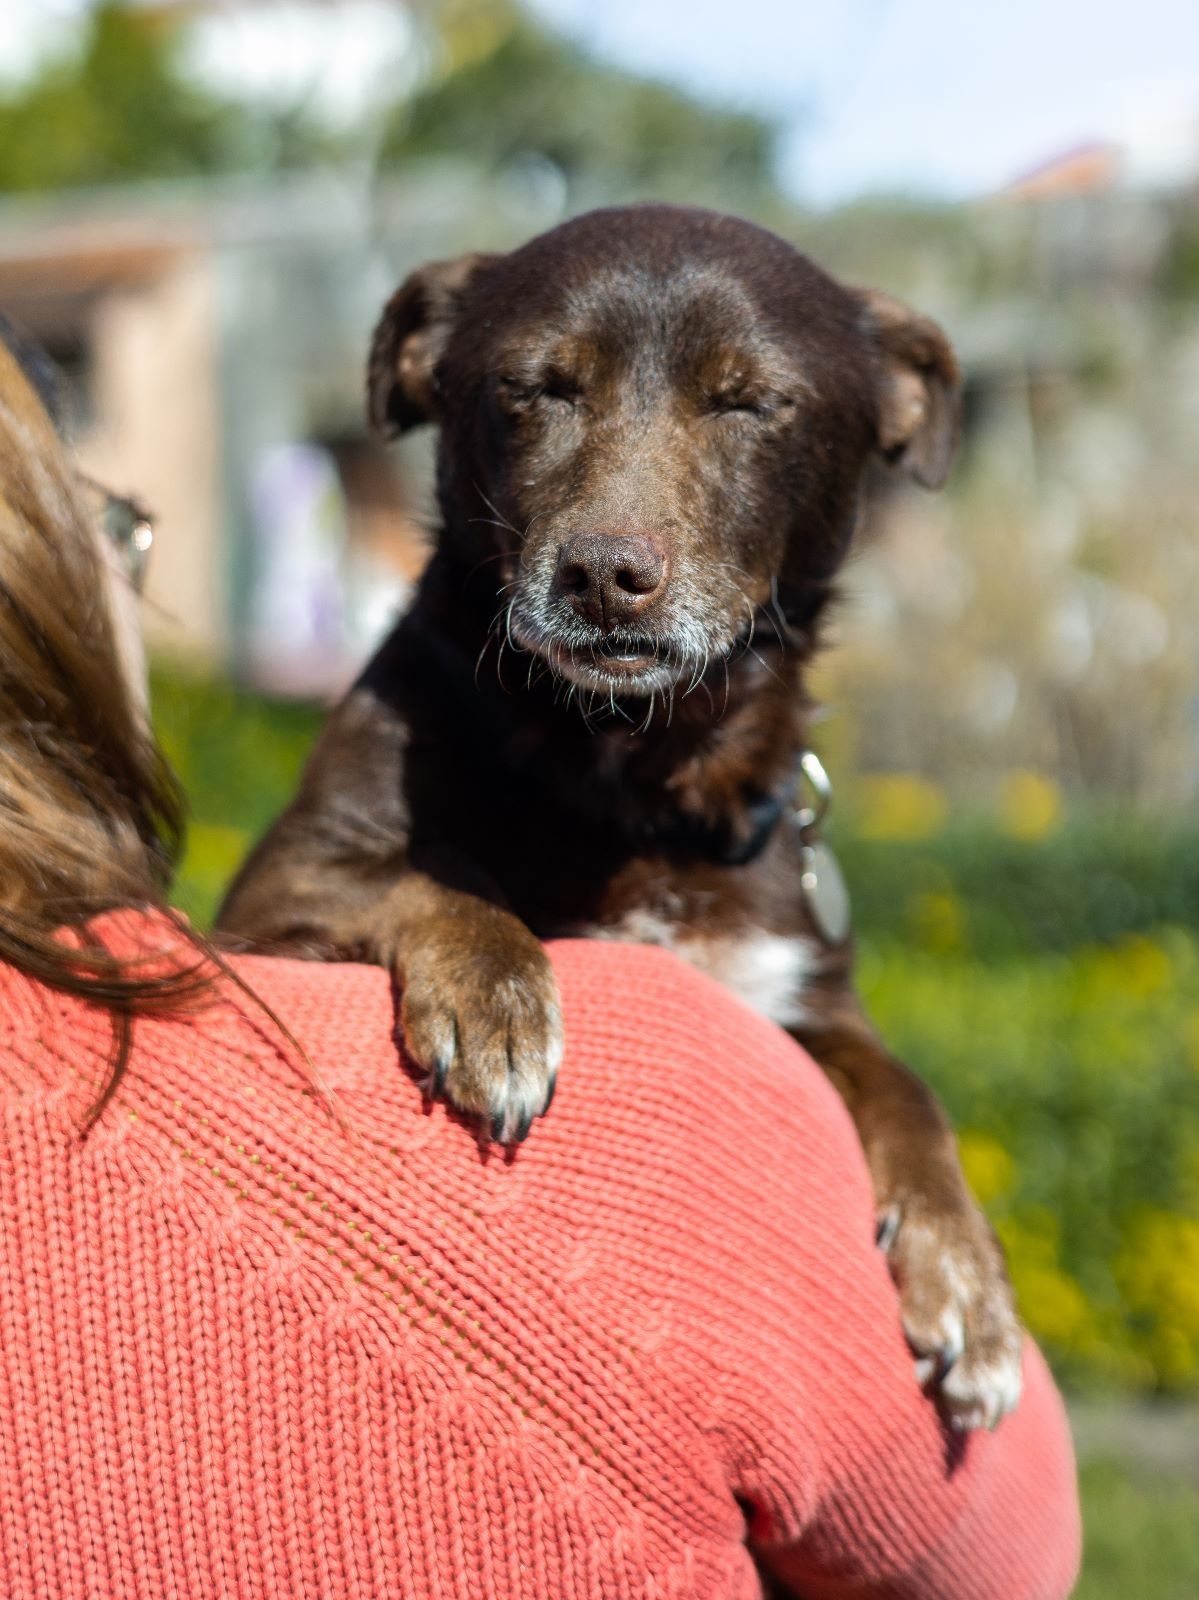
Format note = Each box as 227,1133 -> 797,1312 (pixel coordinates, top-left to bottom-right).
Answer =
218,205 -> 1022,1430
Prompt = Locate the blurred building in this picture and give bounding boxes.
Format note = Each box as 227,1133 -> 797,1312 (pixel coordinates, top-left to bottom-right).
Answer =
0,166 -> 559,691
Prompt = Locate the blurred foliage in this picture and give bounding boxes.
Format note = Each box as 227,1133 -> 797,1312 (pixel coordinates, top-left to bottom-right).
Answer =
1075,1456 -> 1199,1600
0,0 -> 782,208
381,0 -> 779,205
153,660 -> 1199,1397
1161,197 -> 1199,301
0,2 -> 228,191
0,1 -> 334,193
836,772 -> 1199,1392
151,664 -> 323,924
837,810 -> 1199,958
858,931 -> 1199,1392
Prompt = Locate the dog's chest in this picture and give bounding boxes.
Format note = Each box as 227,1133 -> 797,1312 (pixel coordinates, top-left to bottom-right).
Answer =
588,909 -> 817,1029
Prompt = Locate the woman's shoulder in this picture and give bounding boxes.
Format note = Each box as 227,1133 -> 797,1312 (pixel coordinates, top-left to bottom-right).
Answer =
235,932 -> 860,1162
1,913 -> 868,1224
547,936 -> 851,1139
0,958 -> 70,1097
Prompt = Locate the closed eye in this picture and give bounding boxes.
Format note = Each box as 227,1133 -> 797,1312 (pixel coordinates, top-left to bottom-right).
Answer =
709,393 -> 763,415
706,391 -> 793,419
498,370 -> 580,408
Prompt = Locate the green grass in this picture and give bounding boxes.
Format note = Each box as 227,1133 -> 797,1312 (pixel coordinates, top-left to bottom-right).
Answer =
151,664 -> 323,926
1076,1458 -> 1199,1600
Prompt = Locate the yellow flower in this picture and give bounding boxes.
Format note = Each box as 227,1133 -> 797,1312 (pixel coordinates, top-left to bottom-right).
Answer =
959,1131 -> 1014,1207
856,774 -> 947,840
999,1215 -> 1097,1352
1016,1265 -> 1094,1348
907,890 -> 964,954
997,770 -> 1062,840
1113,935 -> 1173,999
1116,1209 -> 1199,1384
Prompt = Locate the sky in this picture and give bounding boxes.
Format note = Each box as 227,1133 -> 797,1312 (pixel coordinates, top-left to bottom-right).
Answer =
3,0 -> 1199,205
525,0 -> 1199,203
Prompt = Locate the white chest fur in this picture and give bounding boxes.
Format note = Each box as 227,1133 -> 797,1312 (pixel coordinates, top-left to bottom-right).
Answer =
593,910 -> 817,1029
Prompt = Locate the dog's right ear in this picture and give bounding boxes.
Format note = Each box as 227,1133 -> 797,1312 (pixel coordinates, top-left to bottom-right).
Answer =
856,289 -> 962,490
367,253 -> 500,437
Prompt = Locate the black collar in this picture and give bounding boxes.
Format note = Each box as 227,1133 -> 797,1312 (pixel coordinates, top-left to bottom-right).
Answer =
637,756 -> 803,868
716,785 -> 794,865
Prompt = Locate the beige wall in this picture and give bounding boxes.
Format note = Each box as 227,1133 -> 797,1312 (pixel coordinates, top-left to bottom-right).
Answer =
78,257 -> 224,663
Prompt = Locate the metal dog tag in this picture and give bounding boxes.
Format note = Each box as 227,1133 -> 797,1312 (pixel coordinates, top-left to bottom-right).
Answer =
800,838 -> 851,946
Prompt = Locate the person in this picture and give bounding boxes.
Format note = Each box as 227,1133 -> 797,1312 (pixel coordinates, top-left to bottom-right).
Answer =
0,331 -> 1081,1599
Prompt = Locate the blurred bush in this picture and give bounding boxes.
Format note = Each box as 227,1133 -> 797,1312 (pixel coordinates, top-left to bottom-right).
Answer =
154,660 -> 1199,1397
0,1 -> 331,191
0,0 -> 782,211
838,770 -> 1199,1391
858,931 -> 1199,1392
382,0 -> 780,209
837,810 -> 1199,956
151,664 -> 322,923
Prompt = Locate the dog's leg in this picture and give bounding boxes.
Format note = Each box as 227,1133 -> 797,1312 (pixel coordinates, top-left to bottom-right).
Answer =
215,688 -> 560,1144
794,1009 -> 1024,1431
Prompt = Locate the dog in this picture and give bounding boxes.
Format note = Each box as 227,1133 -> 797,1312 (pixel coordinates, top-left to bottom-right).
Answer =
217,204 -> 1023,1431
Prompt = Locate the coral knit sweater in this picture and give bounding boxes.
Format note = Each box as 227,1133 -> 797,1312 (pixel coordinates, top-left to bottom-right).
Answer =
0,915 -> 1080,1600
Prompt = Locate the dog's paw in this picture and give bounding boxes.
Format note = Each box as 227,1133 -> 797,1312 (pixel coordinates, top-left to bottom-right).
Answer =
876,1196 -> 1024,1432
398,921 -> 563,1145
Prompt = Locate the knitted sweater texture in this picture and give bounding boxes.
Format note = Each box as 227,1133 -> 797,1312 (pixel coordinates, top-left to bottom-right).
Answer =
0,916 -> 1079,1599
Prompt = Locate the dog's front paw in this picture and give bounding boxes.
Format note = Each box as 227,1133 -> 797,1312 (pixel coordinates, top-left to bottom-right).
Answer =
876,1194 -> 1024,1432
398,913 -> 563,1145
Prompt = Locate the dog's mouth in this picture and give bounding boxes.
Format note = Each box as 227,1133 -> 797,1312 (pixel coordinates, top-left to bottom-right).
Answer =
551,633 -> 676,691
509,619 -> 693,696
588,634 -> 658,667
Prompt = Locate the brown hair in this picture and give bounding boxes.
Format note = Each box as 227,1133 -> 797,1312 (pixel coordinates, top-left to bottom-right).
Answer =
0,337 -> 209,1119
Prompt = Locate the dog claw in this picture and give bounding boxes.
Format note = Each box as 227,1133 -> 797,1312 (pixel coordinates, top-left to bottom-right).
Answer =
875,1204 -> 901,1253
913,1337 -> 959,1390
487,1078 -> 551,1145
418,1060 -> 449,1101
424,1058 -> 448,1099
884,1197 -> 1023,1432
489,1107 -> 531,1145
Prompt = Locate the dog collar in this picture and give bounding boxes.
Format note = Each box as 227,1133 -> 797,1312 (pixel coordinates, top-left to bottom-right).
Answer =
715,784 -> 792,866
791,750 -> 852,945
713,750 -> 852,945
709,749 -> 829,866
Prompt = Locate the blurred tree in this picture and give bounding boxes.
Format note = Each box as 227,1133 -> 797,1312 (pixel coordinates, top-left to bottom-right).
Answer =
1161,195 -> 1199,301
383,0 -> 780,205
0,0 -> 784,211
0,1 -> 325,193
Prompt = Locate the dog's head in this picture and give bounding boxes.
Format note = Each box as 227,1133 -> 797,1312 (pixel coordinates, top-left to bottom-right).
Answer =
369,205 -> 960,698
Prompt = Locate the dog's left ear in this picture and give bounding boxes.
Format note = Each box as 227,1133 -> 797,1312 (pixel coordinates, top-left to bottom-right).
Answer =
367,252 -> 500,437
856,289 -> 962,489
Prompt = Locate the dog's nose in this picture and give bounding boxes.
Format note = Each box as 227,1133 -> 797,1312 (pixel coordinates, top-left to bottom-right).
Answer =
554,532 -> 667,627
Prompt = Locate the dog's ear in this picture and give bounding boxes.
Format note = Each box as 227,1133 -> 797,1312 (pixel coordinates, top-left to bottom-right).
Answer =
367,253 -> 500,437
856,289 -> 962,489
